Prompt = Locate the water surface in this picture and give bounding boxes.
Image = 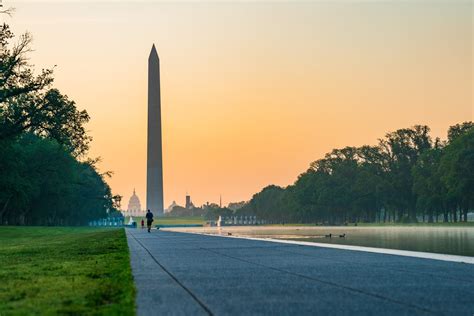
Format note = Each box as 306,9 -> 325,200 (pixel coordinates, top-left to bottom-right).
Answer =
165,226 -> 474,257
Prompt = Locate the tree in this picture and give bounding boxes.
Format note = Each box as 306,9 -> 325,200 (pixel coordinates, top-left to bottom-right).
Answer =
2,89 -> 91,156
0,24 -> 53,104
239,123 -> 471,224
0,21 -> 114,225
239,185 -> 287,221
379,125 -> 432,221
412,140 -> 446,222
447,122 -> 474,142
0,24 -> 91,157
440,127 -> 474,222
0,134 -> 111,225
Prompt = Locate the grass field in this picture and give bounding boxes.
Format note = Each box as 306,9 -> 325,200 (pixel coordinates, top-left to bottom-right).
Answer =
0,227 -> 135,315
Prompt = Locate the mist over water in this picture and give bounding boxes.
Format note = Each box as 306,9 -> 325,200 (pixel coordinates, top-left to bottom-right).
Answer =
166,226 -> 474,257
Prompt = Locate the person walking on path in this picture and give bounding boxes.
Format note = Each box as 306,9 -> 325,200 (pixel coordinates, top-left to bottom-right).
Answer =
146,210 -> 154,233
141,219 -> 145,229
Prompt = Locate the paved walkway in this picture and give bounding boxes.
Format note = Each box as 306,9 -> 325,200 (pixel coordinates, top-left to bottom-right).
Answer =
126,229 -> 474,316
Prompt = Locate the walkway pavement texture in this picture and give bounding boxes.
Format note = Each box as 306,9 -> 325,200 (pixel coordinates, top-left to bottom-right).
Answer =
126,229 -> 474,316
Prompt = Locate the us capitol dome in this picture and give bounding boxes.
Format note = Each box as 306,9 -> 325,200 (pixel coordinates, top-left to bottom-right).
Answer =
124,189 -> 145,216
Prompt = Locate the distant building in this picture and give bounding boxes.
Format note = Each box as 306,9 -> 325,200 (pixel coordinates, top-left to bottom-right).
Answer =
123,189 -> 145,217
128,189 -> 141,212
228,201 -> 247,211
166,201 -> 179,213
185,194 -> 194,209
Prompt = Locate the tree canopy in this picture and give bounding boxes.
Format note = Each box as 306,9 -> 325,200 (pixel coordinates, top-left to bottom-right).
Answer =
238,123 -> 473,224
0,22 -> 116,225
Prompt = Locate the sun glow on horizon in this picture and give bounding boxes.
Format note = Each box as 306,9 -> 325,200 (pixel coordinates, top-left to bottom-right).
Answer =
5,1 -> 472,208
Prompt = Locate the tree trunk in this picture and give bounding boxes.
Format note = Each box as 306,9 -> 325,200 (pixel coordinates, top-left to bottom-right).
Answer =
0,196 -> 11,225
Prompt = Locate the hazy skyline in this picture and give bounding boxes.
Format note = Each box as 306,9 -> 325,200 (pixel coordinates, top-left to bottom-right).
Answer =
5,0 -> 472,208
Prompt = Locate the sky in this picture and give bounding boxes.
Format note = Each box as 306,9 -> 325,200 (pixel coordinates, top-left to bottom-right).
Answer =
3,0 -> 473,209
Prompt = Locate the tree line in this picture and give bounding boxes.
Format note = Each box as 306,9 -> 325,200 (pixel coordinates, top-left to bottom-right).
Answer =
237,123 -> 474,224
166,203 -> 234,221
0,22 -> 119,225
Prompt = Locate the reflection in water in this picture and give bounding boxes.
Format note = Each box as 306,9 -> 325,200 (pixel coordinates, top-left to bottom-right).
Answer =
166,226 -> 474,257
298,227 -> 474,257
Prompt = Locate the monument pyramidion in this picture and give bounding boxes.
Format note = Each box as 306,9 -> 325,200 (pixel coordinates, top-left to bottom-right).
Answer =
146,44 -> 164,216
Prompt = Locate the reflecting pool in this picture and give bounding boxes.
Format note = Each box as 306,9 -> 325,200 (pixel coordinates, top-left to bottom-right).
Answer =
166,226 -> 474,257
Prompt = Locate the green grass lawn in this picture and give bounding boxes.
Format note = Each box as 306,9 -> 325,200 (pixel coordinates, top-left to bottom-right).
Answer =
0,227 -> 135,315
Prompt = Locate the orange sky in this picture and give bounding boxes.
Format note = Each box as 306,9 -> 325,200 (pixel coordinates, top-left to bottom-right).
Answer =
5,1 -> 473,209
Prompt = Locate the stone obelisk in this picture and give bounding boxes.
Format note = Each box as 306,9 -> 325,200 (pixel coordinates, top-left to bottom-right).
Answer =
146,44 -> 164,216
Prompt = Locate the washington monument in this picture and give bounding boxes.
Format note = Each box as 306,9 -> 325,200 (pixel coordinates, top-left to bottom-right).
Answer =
146,44 -> 164,216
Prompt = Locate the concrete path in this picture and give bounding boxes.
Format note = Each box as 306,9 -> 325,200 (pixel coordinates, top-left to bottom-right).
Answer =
126,229 -> 474,316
